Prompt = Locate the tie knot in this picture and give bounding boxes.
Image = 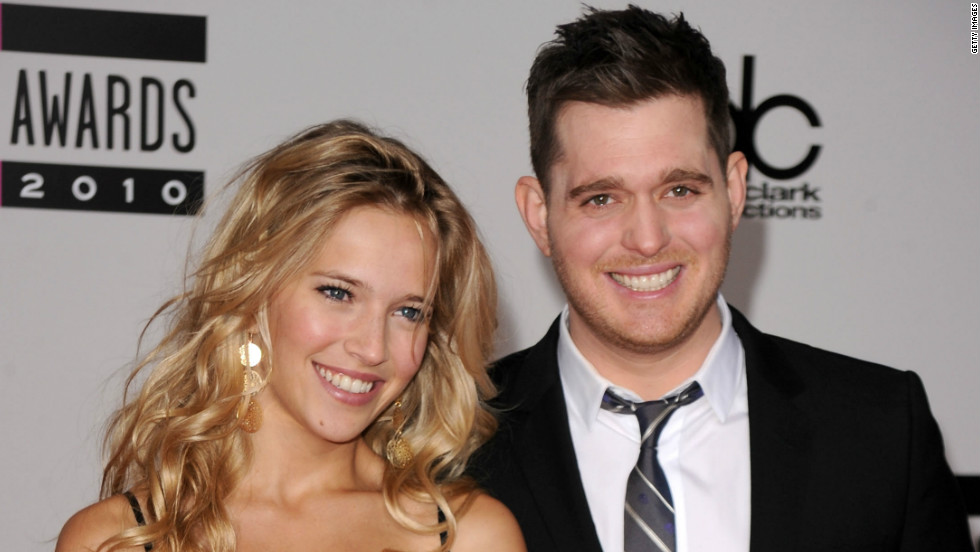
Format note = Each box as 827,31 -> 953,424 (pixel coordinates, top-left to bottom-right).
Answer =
602,381 -> 704,437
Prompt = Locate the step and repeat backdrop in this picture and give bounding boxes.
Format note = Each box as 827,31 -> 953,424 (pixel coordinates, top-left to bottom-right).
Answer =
1,1 -> 977,548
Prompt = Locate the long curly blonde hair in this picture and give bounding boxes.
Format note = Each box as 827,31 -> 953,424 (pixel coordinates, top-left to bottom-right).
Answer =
98,120 -> 498,551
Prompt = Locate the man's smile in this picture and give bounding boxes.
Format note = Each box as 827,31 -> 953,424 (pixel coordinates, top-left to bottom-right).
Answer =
609,266 -> 681,292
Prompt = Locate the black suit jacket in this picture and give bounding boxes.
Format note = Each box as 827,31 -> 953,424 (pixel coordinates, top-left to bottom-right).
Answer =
469,307 -> 972,551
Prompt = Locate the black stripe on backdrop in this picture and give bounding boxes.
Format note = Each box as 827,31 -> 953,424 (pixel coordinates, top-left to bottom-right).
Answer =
1,3 -> 205,62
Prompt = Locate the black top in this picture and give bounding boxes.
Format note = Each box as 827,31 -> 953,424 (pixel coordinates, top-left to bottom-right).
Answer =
437,506 -> 448,545
122,491 -> 152,551
123,490 -> 448,549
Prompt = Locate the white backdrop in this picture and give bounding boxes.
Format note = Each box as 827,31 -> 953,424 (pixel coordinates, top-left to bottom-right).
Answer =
1,1 -> 977,549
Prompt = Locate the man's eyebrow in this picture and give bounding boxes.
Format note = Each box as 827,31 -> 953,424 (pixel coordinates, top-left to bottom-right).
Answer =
567,177 -> 625,201
662,167 -> 713,185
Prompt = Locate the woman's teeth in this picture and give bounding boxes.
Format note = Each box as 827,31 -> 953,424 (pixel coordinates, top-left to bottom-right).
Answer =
317,366 -> 374,394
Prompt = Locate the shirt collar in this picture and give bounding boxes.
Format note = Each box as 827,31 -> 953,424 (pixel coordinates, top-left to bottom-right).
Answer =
557,294 -> 744,430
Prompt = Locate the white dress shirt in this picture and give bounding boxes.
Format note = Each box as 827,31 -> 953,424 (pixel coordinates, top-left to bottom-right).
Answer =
557,295 -> 751,552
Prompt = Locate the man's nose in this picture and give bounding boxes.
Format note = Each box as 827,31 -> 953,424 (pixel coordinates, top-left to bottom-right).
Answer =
621,201 -> 670,257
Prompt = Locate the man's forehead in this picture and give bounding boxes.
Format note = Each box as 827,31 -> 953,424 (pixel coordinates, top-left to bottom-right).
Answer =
553,94 -> 708,128
550,98 -> 717,181
552,95 -> 711,154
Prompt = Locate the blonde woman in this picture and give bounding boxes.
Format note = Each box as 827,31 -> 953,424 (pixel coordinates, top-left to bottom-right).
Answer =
56,120 -> 525,552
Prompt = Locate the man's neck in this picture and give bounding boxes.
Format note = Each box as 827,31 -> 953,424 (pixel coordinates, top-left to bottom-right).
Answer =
568,303 -> 724,400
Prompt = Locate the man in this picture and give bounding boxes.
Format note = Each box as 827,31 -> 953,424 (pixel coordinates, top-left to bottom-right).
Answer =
469,6 -> 972,552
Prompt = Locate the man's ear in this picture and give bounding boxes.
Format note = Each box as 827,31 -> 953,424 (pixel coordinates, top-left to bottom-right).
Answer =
725,151 -> 749,230
515,175 -> 552,256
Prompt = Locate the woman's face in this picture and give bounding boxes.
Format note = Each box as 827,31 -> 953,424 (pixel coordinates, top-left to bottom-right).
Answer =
262,206 -> 436,446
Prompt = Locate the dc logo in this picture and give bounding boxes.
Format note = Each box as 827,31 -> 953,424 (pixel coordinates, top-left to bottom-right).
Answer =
729,56 -> 821,180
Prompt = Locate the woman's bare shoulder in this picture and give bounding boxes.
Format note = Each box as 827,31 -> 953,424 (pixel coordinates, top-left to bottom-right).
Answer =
452,493 -> 526,552
56,494 -> 141,552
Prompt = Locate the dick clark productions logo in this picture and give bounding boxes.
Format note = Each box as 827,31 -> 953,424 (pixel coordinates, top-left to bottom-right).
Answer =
730,56 -> 823,220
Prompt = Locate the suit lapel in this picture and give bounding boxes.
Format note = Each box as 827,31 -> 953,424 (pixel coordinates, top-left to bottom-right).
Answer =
731,308 -> 813,552
508,319 -> 605,552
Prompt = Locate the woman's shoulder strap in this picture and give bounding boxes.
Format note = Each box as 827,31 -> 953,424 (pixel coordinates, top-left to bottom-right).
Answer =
437,505 -> 447,545
121,491 -> 153,551
122,491 -> 147,526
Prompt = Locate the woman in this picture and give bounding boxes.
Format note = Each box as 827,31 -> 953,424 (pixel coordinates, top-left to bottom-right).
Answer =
56,120 -> 525,552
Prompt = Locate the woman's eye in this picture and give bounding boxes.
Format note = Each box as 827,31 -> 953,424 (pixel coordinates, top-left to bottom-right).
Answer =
318,286 -> 351,301
396,306 -> 424,322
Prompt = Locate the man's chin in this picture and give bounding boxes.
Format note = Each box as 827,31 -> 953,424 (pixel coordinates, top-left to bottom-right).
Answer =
601,324 -> 695,355
579,297 -> 718,356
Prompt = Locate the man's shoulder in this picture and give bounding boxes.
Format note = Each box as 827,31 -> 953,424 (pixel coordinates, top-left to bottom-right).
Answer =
492,343 -> 540,371
761,328 -> 895,371
731,305 -> 912,393
489,318 -> 562,386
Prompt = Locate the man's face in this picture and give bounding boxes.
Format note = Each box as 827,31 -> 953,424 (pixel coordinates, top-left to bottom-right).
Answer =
518,95 -> 746,368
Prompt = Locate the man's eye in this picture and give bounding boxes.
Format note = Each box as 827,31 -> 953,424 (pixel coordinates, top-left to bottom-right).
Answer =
667,186 -> 694,198
318,286 -> 351,301
587,194 -> 612,206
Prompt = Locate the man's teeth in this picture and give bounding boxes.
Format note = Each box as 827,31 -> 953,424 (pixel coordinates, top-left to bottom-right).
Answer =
317,367 -> 374,394
610,266 -> 680,292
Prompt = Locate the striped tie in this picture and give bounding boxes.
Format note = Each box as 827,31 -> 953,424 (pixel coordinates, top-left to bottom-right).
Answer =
601,382 -> 704,552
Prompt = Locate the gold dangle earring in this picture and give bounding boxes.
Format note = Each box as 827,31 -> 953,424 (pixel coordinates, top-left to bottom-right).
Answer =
238,335 -> 264,433
385,400 -> 414,469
